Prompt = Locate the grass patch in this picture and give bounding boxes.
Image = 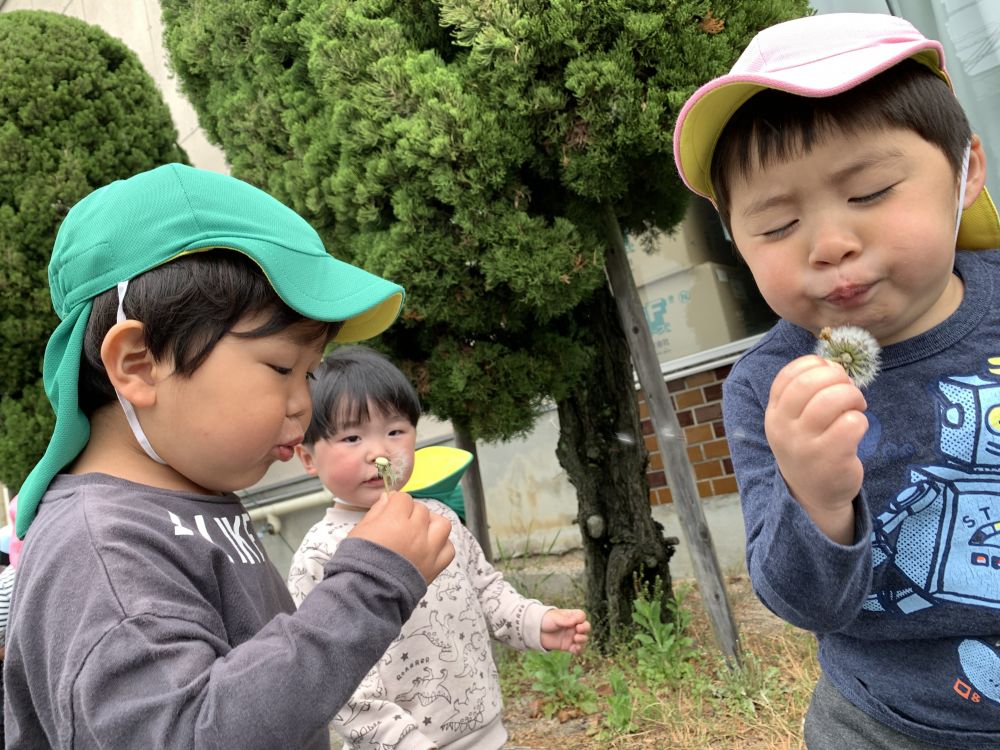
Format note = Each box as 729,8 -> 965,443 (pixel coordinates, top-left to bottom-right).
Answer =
496,575 -> 819,750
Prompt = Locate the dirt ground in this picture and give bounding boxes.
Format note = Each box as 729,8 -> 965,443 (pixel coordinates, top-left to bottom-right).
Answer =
499,554 -> 813,750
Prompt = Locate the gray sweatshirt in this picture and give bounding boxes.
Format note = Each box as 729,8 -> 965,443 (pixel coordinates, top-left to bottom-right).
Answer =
4,473 -> 426,749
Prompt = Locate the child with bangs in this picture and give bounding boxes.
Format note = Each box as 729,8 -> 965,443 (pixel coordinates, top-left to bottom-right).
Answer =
674,13 -> 1000,750
5,164 -> 454,749
288,345 -> 591,750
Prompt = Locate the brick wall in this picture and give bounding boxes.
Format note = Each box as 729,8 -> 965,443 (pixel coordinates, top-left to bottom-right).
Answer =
638,364 -> 736,505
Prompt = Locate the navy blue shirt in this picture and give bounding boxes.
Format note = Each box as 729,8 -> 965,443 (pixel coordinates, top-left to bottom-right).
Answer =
725,250 -> 1000,749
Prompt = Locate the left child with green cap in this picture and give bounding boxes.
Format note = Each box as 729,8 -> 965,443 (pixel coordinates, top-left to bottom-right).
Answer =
3,164 -> 455,749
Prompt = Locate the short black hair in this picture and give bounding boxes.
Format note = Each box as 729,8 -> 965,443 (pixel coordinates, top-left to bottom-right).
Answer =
304,345 -> 421,445
710,60 -> 972,232
79,250 -> 341,415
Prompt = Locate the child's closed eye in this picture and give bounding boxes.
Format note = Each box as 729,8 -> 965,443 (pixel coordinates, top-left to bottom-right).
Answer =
761,219 -> 797,239
269,364 -> 316,382
849,185 -> 895,205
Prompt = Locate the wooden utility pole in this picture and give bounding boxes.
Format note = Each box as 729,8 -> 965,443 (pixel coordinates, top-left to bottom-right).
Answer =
601,203 -> 742,667
454,425 -> 493,562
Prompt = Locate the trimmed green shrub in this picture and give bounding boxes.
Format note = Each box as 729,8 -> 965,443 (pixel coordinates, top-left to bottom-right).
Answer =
161,0 -> 810,441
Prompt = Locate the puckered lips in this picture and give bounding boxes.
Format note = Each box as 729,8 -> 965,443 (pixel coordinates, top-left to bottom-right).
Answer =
825,282 -> 874,308
274,436 -> 303,462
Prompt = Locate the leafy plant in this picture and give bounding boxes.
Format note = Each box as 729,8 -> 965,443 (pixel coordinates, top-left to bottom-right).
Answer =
0,10 -> 186,490
708,647 -> 782,719
631,580 -> 699,687
522,650 -> 599,718
499,574 -> 822,747
602,668 -> 637,736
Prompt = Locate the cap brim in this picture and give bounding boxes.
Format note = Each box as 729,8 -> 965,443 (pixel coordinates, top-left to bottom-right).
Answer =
175,241 -> 405,343
259,246 -> 404,342
402,446 -> 473,498
957,188 -> 1000,250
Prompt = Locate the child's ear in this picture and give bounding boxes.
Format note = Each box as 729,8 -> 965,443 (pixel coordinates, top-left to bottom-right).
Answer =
963,134 -> 988,208
296,444 -> 318,475
100,320 -> 160,408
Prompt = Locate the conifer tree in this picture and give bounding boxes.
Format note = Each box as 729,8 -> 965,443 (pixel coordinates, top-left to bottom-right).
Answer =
163,0 -> 809,641
0,11 -> 186,489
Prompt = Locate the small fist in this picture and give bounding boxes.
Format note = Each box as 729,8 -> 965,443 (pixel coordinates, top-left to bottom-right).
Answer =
349,491 -> 455,584
540,608 -> 591,655
765,355 -> 869,542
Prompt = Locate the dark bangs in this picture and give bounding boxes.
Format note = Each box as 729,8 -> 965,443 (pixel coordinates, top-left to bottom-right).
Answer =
711,60 -> 971,231
304,345 -> 421,444
79,250 -> 341,415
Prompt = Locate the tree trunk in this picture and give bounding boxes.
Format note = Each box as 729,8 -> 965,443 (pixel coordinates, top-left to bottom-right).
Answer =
556,283 -> 677,644
453,425 -> 492,562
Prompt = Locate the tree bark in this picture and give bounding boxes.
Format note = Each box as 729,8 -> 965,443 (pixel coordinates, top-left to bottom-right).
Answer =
556,283 -> 677,644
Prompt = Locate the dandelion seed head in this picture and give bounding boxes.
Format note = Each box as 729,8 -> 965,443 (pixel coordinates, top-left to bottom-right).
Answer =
815,325 -> 881,388
374,451 -> 411,491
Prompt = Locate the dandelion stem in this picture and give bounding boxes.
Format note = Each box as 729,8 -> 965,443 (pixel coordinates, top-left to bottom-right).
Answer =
375,456 -> 395,491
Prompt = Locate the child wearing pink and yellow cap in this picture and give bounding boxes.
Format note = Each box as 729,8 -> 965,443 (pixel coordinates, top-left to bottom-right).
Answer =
674,13 -> 1000,750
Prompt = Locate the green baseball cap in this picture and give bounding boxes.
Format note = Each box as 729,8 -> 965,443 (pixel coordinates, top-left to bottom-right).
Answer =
17,163 -> 404,538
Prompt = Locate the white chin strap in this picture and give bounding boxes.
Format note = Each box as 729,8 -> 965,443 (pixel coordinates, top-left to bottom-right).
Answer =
955,143 -> 971,244
114,280 -> 167,464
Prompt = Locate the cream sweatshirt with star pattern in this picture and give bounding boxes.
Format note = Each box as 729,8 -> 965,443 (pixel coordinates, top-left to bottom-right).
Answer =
288,499 -> 551,750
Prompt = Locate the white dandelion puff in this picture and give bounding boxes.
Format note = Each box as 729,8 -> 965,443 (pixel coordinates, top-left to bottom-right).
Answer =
815,326 -> 881,389
374,451 -> 412,492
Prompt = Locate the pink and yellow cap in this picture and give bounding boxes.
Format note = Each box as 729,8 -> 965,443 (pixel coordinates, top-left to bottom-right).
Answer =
673,13 -> 1000,250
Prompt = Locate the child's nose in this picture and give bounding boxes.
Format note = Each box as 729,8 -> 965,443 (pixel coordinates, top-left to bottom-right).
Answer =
366,443 -> 388,463
287,380 -> 310,422
809,219 -> 861,267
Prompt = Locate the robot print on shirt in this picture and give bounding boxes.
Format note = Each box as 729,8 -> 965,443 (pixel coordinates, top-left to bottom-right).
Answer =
864,363 -> 1000,707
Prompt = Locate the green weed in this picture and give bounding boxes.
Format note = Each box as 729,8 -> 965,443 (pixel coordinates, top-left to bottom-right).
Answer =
602,669 -> 637,736
521,649 -> 599,718
707,649 -> 782,718
631,580 -> 699,687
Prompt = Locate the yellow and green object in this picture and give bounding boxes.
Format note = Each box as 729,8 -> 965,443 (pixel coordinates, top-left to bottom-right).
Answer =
402,446 -> 473,521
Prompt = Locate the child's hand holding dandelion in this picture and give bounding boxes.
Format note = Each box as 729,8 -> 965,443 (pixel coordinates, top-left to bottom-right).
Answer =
350,491 -> 455,584
763,326 -> 881,544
